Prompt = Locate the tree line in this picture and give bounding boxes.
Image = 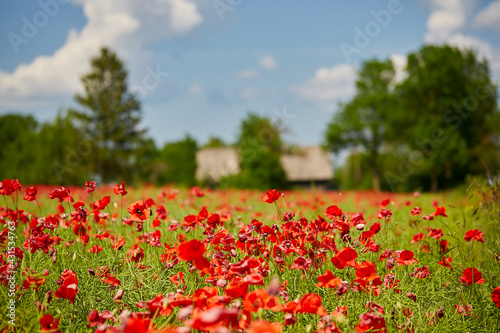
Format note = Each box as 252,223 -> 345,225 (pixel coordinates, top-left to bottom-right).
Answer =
1,45 -> 498,191
325,45 -> 499,192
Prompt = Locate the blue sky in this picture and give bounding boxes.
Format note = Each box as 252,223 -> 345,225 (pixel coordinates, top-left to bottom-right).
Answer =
1,0 -> 499,147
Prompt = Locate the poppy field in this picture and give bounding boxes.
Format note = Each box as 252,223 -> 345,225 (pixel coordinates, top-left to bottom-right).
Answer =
1,179 -> 500,332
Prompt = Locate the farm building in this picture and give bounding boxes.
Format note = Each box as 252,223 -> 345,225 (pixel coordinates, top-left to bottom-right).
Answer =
196,146 -> 334,188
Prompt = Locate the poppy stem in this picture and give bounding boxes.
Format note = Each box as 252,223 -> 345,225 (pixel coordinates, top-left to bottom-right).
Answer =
273,201 -> 283,223
35,198 -> 43,216
10,194 -> 18,212
2,195 -> 8,209
120,196 -> 123,225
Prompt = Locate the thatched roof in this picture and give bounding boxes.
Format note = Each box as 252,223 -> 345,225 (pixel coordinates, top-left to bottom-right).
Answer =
196,147 -> 240,181
196,146 -> 333,183
280,146 -> 334,182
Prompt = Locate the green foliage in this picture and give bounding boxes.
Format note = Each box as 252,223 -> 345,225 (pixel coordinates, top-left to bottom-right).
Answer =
225,112 -> 288,189
156,135 -> 198,186
325,59 -> 397,191
35,111 -> 90,185
393,45 -> 499,192
0,112 -> 88,185
326,45 -> 500,192
70,47 -> 147,184
202,136 -> 227,148
0,113 -> 39,184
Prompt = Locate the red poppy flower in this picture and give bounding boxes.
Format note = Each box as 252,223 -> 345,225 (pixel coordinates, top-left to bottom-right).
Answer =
88,309 -> 116,327
437,256 -> 452,270
113,181 -> 127,196
290,256 -> 312,270
439,239 -> 449,253
454,304 -> 472,316
410,207 -> 422,215
55,269 -> 79,303
0,178 -> 21,196
152,217 -> 161,228
381,198 -> 390,208
23,186 -> 37,201
248,320 -> 282,333
40,314 -> 61,333
423,215 -> 434,220
377,209 -> 392,220
433,206 -> 448,217
177,239 -> 205,261
355,261 -> 378,279
177,239 -> 210,271
410,266 -> 430,279
326,205 -> 343,219
427,228 -> 443,239
366,301 -> 385,314
410,232 -> 426,243
316,270 -> 343,288
88,245 -> 103,254
492,287 -> 500,308
464,229 -> 484,243
190,186 -> 205,197
355,312 -> 387,332
397,250 -> 418,266
92,196 -> 110,211
331,247 -> 358,269
263,189 -> 282,203
49,187 -> 74,202
460,268 -> 485,286
85,181 -> 96,193
127,201 -> 150,222
298,293 -> 327,316
23,275 -> 45,290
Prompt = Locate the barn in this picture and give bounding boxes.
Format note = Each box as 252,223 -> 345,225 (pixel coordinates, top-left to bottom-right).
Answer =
196,146 -> 334,188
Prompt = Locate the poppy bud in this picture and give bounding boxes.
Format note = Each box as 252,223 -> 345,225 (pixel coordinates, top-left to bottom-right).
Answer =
216,279 -> 227,288
113,289 -> 124,302
284,313 -> 297,326
437,306 -> 444,318
406,292 -> 416,302
45,290 -> 53,303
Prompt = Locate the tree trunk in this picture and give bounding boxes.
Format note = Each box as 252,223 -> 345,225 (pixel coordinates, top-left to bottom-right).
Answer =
430,166 -> 438,193
373,168 -> 381,192
371,149 -> 381,192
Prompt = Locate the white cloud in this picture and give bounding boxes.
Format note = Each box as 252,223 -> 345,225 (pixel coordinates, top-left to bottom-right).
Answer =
473,0 -> 500,31
424,0 -> 466,43
236,69 -> 259,79
259,55 -> 277,69
290,64 -> 356,109
0,0 -> 202,108
420,0 -> 500,83
238,87 -> 259,100
390,53 -> 407,83
188,81 -> 203,94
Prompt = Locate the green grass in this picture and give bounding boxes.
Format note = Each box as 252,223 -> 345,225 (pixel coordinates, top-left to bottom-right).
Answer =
1,182 -> 499,332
